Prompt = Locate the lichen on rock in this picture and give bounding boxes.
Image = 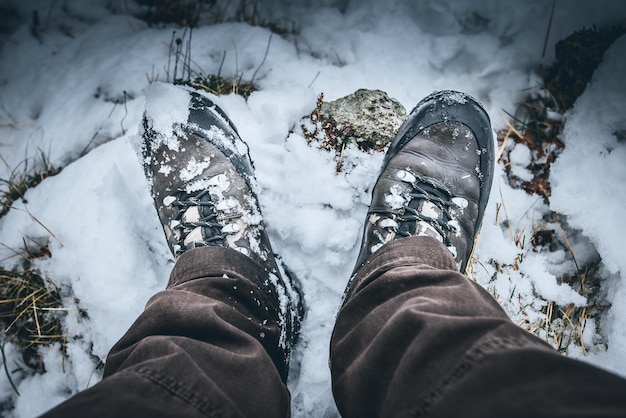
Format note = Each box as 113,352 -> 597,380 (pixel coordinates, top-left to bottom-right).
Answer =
320,89 -> 406,151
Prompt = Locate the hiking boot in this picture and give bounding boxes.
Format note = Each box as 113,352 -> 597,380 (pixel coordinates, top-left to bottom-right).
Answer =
352,90 -> 494,275
141,91 -> 275,266
140,90 -> 302,363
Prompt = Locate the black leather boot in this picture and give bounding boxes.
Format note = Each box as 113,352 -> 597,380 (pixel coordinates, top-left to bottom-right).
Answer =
352,90 -> 494,275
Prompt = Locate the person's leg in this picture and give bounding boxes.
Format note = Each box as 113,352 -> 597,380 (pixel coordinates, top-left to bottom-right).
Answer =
332,237 -> 626,417
330,91 -> 626,417
44,248 -> 291,418
42,87 -> 302,417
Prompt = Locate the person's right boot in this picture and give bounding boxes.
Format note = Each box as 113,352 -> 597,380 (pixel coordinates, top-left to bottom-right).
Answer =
352,90 -> 494,277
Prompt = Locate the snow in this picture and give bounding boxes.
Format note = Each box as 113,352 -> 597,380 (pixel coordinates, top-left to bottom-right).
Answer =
0,0 -> 625,416
509,143 -> 534,181
550,34 -> 626,374
144,82 -> 191,140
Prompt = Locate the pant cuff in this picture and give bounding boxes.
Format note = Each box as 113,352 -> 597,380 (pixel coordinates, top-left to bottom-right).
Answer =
347,236 -> 458,299
168,246 -> 270,289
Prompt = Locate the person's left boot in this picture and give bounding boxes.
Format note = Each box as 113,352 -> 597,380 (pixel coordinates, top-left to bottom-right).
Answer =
140,89 -> 302,376
142,93 -> 272,266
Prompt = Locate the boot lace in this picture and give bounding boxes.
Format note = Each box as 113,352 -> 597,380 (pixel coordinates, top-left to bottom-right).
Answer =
376,168 -> 464,255
170,187 -> 238,255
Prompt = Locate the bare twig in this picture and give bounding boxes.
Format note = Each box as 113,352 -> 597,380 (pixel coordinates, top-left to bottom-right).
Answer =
541,0 -> 557,64
217,50 -> 227,78
552,212 -> 579,271
167,30 -> 176,82
121,91 -> 128,135
308,70 -> 321,88
250,33 -> 273,85
0,342 -> 20,396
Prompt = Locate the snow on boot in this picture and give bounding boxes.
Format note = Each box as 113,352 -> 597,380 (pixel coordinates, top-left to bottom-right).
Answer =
352,90 -> 495,275
139,87 -> 302,374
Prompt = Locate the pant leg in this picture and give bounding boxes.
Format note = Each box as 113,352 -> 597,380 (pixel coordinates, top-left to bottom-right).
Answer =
42,247 -> 290,418
331,236 -> 626,418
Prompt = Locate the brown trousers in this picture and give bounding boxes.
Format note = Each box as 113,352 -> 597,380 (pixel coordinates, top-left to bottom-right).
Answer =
42,237 -> 626,417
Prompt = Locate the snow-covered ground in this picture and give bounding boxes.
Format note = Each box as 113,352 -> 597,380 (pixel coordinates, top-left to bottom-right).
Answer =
0,0 -> 625,416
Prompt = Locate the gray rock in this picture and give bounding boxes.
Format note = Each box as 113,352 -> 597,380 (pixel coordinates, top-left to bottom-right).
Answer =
320,89 -> 406,151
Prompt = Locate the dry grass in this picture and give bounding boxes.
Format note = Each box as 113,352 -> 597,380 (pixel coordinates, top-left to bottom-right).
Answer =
0,153 -> 79,396
489,18 -> 626,354
142,0 -> 289,100
497,93 -> 564,204
160,26 -> 271,100
491,90 -> 609,355
0,150 -> 61,218
1,268 -> 63,370
0,243 -> 77,396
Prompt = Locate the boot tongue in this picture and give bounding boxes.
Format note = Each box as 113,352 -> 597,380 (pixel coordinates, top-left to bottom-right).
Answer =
393,168 -> 448,241
385,168 -> 461,262
405,200 -> 445,241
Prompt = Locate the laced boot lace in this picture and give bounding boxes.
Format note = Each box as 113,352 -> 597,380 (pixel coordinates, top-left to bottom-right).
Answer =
375,168 -> 468,259
169,186 -> 242,256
